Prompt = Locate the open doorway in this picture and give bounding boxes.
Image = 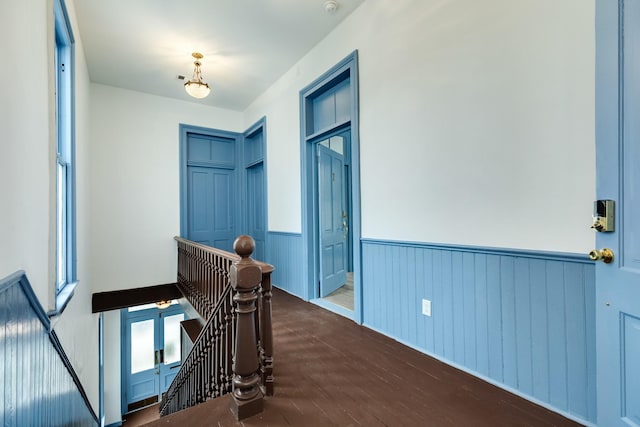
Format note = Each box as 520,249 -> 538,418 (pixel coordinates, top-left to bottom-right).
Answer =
315,129 -> 353,310
300,51 -> 361,322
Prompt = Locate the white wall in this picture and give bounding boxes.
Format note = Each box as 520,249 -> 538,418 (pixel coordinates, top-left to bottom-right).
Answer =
0,0 -> 54,303
0,0 -> 99,415
245,0 -> 595,253
89,84 -> 243,293
90,60 -> 243,426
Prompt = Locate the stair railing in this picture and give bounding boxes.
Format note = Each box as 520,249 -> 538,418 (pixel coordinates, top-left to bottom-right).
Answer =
160,236 -> 273,420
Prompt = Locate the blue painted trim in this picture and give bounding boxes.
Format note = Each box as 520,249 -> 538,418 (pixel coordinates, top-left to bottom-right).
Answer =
179,124 -> 242,237
242,117 -> 268,254
311,298 -> 354,320
49,281 -> 77,317
268,231 -> 302,237
244,116 -> 266,138
361,238 -> 591,264
54,0 -> 75,44
53,0 -> 77,314
0,271 -> 98,423
363,322 -> 596,427
300,50 -> 362,323
305,119 -> 351,142
186,160 -> 235,169
120,308 -> 127,416
1,271 -> 50,327
99,312 -> 105,427
105,422 -> 122,427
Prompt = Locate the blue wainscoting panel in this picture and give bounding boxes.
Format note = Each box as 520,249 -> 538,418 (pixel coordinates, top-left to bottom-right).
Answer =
361,240 -> 596,425
266,232 -> 305,299
0,271 -> 97,426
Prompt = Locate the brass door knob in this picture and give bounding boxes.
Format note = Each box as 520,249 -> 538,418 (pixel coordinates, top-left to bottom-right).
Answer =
589,248 -> 614,264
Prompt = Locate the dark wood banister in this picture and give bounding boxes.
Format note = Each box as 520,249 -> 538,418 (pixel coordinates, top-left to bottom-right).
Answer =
160,236 -> 274,420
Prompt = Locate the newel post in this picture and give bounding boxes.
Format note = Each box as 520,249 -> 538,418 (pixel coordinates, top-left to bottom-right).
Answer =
230,235 -> 264,420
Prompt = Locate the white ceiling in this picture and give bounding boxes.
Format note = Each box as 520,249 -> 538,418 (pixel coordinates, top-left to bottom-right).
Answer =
74,0 -> 364,111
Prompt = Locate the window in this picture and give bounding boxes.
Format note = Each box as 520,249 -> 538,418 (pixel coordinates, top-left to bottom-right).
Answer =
53,0 -> 76,313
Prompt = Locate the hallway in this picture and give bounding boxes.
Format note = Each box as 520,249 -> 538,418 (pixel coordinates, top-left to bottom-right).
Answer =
146,288 -> 581,426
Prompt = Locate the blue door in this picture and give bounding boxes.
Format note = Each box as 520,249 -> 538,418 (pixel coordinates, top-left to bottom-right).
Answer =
184,131 -> 237,252
596,1 -> 640,425
317,143 -> 347,297
123,304 -> 184,412
187,166 -> 235,251
124,313 -> 158,407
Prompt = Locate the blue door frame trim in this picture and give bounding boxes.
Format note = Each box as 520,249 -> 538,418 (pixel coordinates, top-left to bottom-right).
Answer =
51,0 -> 78,317
179,121 -> 268,258
300,50 -> 362,323
242,117 -> 268,257
179,124 -> 242,238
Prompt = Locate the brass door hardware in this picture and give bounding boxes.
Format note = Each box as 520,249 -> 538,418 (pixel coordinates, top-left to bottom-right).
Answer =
589,248 -> 614,264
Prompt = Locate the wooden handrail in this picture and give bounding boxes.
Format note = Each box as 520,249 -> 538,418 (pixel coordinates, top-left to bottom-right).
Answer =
160,236 -> 274,420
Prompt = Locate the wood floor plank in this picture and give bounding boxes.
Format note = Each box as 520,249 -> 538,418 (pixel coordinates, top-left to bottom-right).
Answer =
144,288 -> 584,427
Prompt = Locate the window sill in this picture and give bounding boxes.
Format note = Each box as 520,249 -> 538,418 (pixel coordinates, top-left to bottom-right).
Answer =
48,281 -> 77,318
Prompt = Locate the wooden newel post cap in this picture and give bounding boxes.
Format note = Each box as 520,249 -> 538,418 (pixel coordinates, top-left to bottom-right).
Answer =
231,235 -> 261,290
234,235 -> 255,258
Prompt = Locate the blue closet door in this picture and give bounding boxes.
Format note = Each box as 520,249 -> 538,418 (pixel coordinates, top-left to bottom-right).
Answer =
187,166 -> 235,252
317,144 -> 347,297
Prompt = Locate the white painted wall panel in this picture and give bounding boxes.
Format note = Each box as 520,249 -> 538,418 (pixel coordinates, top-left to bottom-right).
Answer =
245,0 -> 595,253
0,0 -> 52,306
89,84 -> 243,293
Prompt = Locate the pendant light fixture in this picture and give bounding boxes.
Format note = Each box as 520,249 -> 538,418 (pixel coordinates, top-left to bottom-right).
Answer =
155,300 -> 172,309
184,52 -> 211,99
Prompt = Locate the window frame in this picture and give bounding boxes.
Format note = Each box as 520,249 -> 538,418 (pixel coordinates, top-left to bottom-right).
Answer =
51,0 -> 77,316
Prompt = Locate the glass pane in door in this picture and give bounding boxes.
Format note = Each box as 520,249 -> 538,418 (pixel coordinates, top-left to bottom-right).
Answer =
163,313 -> 184,365
131,319 -> 155,373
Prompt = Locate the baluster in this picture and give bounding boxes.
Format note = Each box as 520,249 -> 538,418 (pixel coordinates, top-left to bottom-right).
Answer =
260,267 -> 274,396
230,236 -> 263,420
225,294 -> 234,393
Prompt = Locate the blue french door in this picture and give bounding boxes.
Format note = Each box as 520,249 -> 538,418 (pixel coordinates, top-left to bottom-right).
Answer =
317,142 -> 347,297
123,304 -> 184,412
595,1 -> 640,425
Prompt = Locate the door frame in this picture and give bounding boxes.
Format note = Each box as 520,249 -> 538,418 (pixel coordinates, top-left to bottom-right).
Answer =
300,51 -> 362,323
242,117 -> 268,260
120,303 -> 184,414
179,124 -> 242,239
179,122 -> 268,257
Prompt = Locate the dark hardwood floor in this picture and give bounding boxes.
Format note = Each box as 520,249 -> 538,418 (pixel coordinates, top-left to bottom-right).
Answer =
145,288 -> 583,426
